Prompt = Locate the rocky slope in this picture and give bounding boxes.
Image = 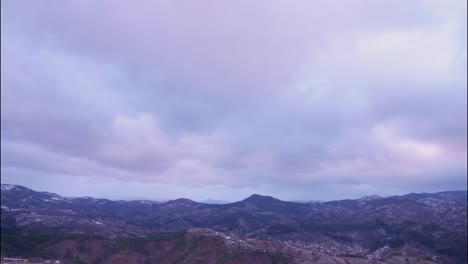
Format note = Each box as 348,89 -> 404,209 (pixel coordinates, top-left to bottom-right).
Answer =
1,184 -> 466,263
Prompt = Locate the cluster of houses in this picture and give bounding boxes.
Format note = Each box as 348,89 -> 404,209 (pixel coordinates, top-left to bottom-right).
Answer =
1,258 -> 60,264
286,239 -> 369,257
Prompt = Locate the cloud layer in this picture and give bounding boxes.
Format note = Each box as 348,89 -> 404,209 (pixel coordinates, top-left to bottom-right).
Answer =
1,0 -> 466,201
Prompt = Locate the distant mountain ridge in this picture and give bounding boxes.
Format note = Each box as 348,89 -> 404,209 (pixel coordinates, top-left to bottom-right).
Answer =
2,183 -> 465,204
1,184 -> 467,263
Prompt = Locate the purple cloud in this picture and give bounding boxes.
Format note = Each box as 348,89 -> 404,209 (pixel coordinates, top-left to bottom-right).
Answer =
1,0 -> 466,201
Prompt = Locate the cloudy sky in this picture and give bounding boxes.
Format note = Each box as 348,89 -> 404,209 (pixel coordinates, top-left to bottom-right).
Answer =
1,0 -> 467,202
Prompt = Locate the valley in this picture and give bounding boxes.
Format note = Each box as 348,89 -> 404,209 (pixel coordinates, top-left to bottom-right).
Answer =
1,184 -> 466,263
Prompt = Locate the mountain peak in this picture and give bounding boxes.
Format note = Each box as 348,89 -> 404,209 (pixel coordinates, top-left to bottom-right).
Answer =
357,195 -> 382,204
243,194 -> 279,203
1,184 -> 17,191
359,195 -> 382,200
166,198 -> 197,205
1,184 -> 31,192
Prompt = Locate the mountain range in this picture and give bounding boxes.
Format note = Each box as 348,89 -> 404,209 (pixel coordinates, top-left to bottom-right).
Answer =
1,184 -> 466,264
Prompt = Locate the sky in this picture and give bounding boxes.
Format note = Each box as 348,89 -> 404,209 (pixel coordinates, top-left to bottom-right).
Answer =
1,0 -> 467,202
